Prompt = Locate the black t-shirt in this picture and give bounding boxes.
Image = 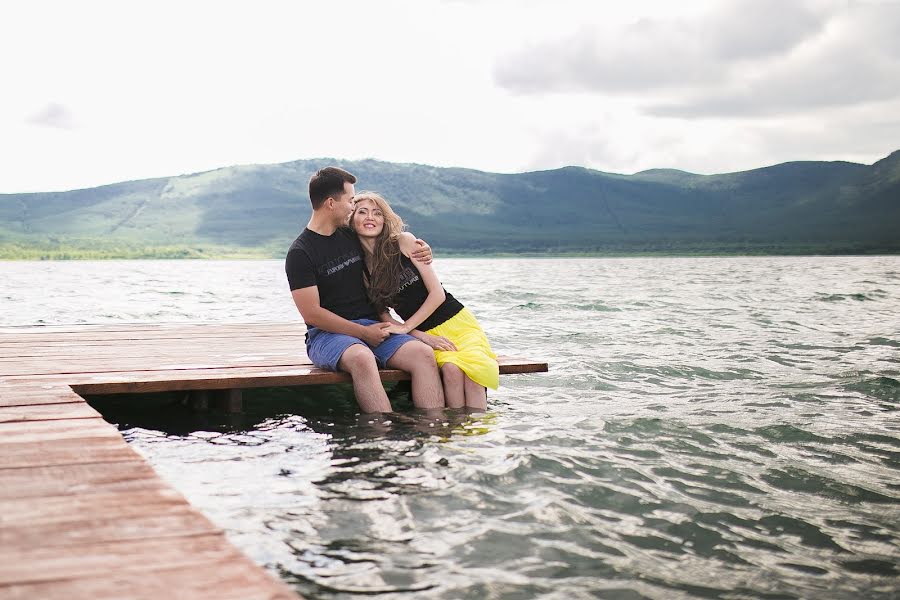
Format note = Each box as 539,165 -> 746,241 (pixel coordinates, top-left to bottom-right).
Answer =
392,254 -> 464,331
285,227 -> 376,323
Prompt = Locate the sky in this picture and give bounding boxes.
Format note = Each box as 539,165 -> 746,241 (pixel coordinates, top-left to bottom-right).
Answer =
2,0 -> 899,193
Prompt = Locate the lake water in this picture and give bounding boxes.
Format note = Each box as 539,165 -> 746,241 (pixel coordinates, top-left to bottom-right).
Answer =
2,257 -> 899,599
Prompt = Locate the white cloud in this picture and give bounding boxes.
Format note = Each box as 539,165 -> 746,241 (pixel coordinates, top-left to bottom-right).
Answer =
649,2 -> 900,117
493,0 -> 836,94
26,102 -> 77,129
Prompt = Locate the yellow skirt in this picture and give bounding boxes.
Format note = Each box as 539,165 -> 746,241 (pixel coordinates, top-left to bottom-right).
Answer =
425,307 -> 499,390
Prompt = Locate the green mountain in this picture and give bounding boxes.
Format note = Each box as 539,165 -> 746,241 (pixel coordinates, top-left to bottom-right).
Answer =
1,152 -> 898,258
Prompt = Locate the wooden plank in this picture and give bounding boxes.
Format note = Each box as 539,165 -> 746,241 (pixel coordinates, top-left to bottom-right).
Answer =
0,327 -> 302,343
73,364 -> 358,394
0,380 -> 74,390
0,395 -> 86,408
0,338 -> 303,354
0,322 -> 300,341
0,395 -> 84,408
0,355 -> 305,377
0,343 -> 302,359
0,321 -> 293,334
0,461 -> 163,500
0,418 -> 121,445
0,384 -> 81,407
0,347 -> 304,365
0,385 -> 80,397
0,402 -> 101,423
0,358 -> 547,398
0,533 -> 242,585
67,356 -> 547,395
0,365 -> 313,387
497,356 -> 549,374
0,507 -> 220,553
0,330 -> 288,342
0,335 -> 298,350
0,336 -> 305,358
0,557 -> 299,600
0,356 -> 547,395
0,437 -> 138,469
0,488 -> 186,527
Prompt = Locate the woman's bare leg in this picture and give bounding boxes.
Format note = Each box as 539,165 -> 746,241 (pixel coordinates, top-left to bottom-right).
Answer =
441,363 -> 465,408
463,375 -> 487,410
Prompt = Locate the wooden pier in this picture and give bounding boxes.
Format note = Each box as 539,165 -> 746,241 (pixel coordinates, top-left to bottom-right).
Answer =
0,322 -> 548,599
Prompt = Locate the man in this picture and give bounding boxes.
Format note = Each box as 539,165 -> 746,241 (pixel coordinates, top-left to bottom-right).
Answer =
285,166 -> 444,412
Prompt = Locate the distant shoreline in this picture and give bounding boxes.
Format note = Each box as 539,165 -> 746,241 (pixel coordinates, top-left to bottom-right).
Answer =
2,244 -> 898,261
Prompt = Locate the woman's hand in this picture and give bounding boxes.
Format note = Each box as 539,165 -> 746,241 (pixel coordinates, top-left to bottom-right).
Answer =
413,331 -> 457,352
385,323 -> 410,335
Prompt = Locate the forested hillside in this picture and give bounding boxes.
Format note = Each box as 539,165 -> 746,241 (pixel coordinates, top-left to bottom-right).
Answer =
1,151 -> 898,258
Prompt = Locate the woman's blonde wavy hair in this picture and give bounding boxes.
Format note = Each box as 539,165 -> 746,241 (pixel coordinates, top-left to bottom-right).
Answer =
351,191 -> 407,313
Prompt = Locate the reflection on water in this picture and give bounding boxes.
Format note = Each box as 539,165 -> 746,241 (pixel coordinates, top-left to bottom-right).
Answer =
9,257 -> 900,598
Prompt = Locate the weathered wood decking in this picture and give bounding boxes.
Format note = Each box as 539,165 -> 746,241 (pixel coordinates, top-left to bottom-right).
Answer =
0,322 -> 548,599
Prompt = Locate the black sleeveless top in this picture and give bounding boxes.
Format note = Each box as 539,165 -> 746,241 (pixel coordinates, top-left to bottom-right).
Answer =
392,254 -> 464,331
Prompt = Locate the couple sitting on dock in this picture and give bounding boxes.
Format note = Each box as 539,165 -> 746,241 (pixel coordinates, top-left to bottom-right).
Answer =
285,167 -> 498,413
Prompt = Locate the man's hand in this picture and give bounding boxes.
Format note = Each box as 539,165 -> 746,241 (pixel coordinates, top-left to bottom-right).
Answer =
385,323 -> 410,335
410,238 -> 432,265
360,322 -> 391,347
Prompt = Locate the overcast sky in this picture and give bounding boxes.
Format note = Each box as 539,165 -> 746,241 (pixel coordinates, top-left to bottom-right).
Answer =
2,0 -> 899,192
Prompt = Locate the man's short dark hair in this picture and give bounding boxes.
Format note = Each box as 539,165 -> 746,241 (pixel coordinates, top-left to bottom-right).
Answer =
309,167 -> 357,209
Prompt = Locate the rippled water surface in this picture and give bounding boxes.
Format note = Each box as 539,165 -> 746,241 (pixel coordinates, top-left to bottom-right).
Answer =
3,257 -> 899,599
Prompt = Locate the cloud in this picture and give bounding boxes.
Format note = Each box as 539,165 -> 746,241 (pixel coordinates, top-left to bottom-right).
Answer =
746,100 -> 900,164
493,0 -> 834,94
519,94 -> 900,177
26,102 -> 77,130
524,126 -> 622,172
649,3 -> 900,117
704,0 -> 830,60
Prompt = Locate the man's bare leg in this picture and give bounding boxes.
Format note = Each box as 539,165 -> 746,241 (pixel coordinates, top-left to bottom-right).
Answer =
387,341 -> 445,409
338,344 -> 392,413
463,375 -> 487,411
440,363 -> 465,409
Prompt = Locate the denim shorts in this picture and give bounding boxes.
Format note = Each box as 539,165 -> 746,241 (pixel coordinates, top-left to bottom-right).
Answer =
306,319 -> 418,371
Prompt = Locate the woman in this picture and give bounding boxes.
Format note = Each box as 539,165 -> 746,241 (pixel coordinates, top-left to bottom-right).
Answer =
350,192 -> 498,410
